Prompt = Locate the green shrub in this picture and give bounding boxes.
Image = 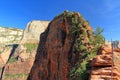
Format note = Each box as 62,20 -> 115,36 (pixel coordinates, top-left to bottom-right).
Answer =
24,43 -> 38,53
5,74 -> 29,78
8,57 -> 17,63
55,11 -> 104,80
87,52 -> 96,60
94,26 -> 104,46
70,60 -> 89,80
0,68 -> 2,72
66,12 -> 104,80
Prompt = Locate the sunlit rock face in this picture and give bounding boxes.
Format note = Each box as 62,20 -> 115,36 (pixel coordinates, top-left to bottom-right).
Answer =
0,27 -> 23,80
0,27 -> 23,45
90,45 -> 120,80
22,20 -> 49,44
28,12 -> 94,80
2,59 -> 34,80
0,27 -> 23,65
14,20 -> 50,61
1,20 -> 49,80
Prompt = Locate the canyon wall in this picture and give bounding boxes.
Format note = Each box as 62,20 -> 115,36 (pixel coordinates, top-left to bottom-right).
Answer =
0,21 -> 49,80
0,27 -> 23,45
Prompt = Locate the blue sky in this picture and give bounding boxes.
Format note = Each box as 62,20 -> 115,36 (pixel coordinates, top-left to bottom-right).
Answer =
0,0 -> 120,40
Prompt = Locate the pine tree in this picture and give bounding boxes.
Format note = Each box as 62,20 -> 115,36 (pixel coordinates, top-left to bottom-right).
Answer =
94,26 -> 104,46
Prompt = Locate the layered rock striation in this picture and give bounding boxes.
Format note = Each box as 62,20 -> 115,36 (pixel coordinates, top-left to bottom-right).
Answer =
0,27 -> 23,45
90,45 -> 120,80
0,27 -> 23,80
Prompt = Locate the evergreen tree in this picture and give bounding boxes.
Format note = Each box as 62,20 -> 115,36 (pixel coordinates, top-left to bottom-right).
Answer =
94,26 -> 104,46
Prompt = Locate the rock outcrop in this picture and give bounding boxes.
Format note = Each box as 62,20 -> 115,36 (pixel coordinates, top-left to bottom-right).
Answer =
2,59 -> 34,80
14,20 -> 49,60
0,27 -> 23,65
90,45 -> 120,80
0,27 -> 23,80
0,47 -> 12,67
0,21 -> 49,80
0,27 -> 23,45
22,20 -> 49,44
28,11 -> 94,80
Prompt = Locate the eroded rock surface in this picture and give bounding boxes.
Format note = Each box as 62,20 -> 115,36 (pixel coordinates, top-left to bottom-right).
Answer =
22,20 -> 49,44
28,12 -> 94,80
90,45 -> 120,80
0,20 -> 49,80
0,27 -> 23,45
14,20 -> 49,60
0,47 -> 12,67
2,59 -> 34,80
0,27 -> 23,80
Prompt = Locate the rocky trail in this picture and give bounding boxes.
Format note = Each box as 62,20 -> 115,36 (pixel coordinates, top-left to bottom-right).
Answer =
90,43 -> 120,80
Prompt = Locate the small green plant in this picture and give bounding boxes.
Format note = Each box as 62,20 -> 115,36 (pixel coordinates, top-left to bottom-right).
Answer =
8,57 -> 17,63
70,59 -> 89,80
5,73 -> 29,78
0,51 -> 2,54
24,43 -> 38,53
87,52 -> 96,60
0,68 -> 2,72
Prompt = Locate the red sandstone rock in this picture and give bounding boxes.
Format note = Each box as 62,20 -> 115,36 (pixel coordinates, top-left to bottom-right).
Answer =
100,45 -> 112,55
27,12 -> 94,80
2,58 -> 34,80
90,45 -> 120,80
91,54 -> 112,67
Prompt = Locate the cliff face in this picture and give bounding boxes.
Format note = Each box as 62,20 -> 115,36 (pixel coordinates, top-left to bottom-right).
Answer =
0,47 -> 12,67
0,27 -> 23,45
14,20 -> 49,61
22,20 -> 49,44
28,12 -> 94,80
0,27 -> 23,55
2,59 -> 34,80
0,27 -> 23,79
0,21 -> 49,80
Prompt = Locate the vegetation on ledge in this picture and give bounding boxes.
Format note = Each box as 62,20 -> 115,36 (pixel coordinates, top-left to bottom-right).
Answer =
8,57 -> 17,63
56,11 -> 105,80
24,43 -> 38,53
